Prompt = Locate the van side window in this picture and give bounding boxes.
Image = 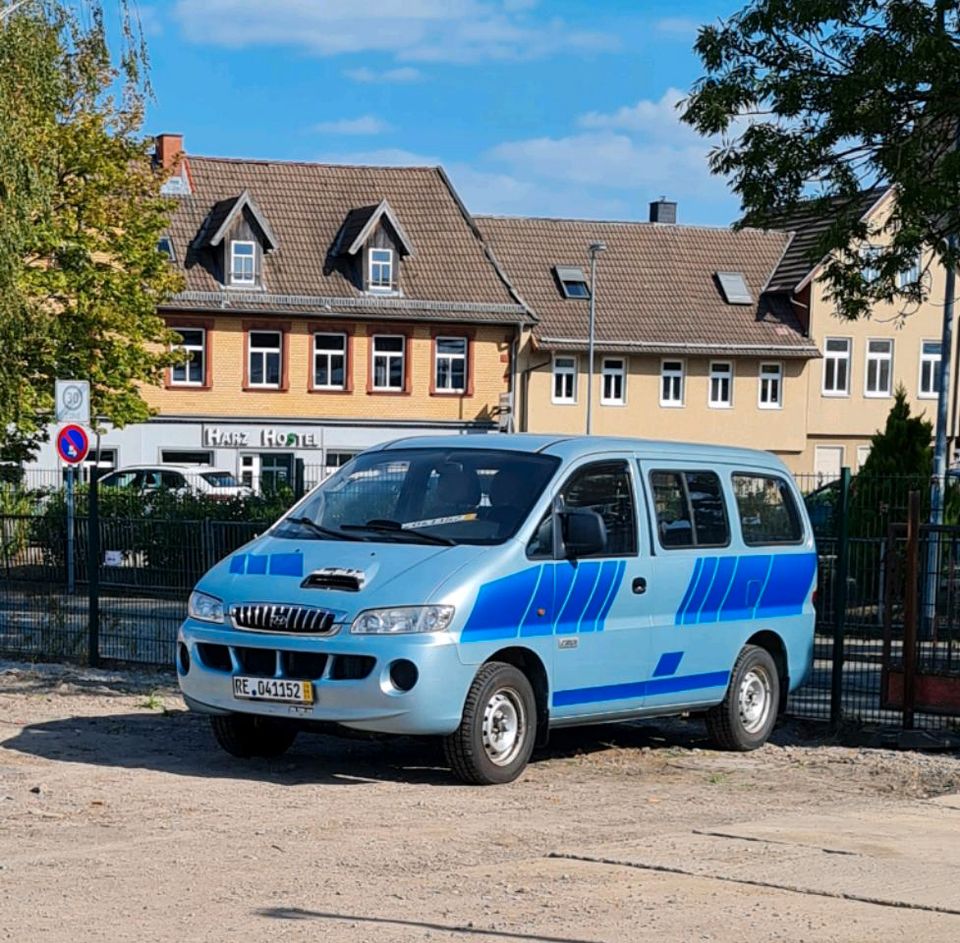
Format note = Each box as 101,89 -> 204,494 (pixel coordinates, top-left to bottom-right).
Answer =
732,473 -> 803,545
650,470 -> 730,549
527,460 -> 637,557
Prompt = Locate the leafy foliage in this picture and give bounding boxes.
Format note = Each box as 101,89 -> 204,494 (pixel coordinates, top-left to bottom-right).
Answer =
682,0 -> 960,320
0,1 -> 183,461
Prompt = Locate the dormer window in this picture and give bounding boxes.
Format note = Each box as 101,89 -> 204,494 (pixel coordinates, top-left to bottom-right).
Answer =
555,266 -> 590,299
369,248 -> 394,291
230,240 -> 256,286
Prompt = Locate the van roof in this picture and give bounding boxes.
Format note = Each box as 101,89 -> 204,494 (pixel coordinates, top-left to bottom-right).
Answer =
376,434 -> 789,469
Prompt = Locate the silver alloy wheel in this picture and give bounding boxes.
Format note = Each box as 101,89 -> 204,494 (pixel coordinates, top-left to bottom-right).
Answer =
481,687 -> 527,767
738,666 -> 773,734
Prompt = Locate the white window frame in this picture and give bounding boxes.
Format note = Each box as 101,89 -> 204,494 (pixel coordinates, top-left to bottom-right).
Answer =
368,247 -> 394,292
552,355 -> 577,405
856,445 -> 872,470
860,244 -> 882,282
918,339 -> 941,400
313,332 -> 347,391
708,361 -> 733,408
230,240 -> 256,286
822,337 -> 851,397
660,359 -> 685,408
248,330 -> 282,389
898,251 -> 923,289
864,337 -> 893,398
758,362 -> 783,409
170,327 -> 206,387
372,334 -> 405,391
600,357 -> 626,406
435,336 -> 468,393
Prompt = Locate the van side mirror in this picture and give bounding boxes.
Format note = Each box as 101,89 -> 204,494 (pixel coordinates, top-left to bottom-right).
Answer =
560,508 -> 607,558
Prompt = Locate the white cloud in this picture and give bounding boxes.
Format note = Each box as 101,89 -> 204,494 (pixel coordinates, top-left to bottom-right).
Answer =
654,16 -> 702,39
344,66 -> 423,84
311,115 -> 393,136
316,147 -> 439,167
172,0 -> 617,63
577,88 -> 692,141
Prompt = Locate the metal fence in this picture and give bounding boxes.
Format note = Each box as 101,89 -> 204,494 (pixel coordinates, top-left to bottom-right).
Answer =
3,468 -> 960,733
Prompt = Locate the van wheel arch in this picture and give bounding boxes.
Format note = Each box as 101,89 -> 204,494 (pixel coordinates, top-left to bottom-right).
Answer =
746,630 -> 789,714
486,647 -> 550,748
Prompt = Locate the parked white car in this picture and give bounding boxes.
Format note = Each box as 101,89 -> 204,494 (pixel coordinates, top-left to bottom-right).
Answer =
98,465 -> 252,500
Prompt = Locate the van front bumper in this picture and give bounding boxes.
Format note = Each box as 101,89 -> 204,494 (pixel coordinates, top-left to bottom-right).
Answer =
176,619 -> 475,736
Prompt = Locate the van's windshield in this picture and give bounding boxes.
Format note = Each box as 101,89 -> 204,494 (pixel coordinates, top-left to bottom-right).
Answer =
274,448 -> 560,546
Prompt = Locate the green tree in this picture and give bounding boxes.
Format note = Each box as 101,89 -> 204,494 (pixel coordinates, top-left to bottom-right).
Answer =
682,1 -> 960,320
0,1 -> 182,461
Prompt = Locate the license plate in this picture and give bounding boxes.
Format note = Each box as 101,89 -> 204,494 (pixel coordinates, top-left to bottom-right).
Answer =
232,676 -> 314,705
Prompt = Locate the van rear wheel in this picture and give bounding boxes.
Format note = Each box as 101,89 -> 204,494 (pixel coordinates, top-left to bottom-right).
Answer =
443,662 -> 536,785
706,645 -> 779,751
210,713 -> 298,758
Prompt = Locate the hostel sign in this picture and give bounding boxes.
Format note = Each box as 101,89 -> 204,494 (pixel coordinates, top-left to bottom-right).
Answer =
203,427 -> 322,449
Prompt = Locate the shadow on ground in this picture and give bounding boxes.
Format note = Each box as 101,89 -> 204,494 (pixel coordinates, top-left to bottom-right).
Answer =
0,701 -> 830,787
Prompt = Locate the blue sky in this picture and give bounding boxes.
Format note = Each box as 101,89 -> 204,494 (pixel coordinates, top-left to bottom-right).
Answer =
140,1 -> 743,225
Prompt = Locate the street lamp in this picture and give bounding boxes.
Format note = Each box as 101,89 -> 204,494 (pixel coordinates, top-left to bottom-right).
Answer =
586,241 -> 607,434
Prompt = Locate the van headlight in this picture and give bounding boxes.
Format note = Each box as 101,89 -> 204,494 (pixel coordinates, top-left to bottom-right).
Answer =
350,606 -> 455,635
188,590 -> 225,624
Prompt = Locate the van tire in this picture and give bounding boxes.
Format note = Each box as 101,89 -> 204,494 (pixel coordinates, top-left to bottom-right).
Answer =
706,645 -> 779,751
443,662 -> 536,785
210,713 -> 298,758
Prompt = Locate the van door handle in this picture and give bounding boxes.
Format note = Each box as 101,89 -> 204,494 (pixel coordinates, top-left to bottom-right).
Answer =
632,577 -> 647,595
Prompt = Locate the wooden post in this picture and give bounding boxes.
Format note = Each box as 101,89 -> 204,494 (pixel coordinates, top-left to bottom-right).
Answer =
902,490 -> 921,729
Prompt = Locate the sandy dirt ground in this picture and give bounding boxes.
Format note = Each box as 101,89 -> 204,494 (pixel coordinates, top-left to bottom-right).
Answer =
2,659 -> 960,943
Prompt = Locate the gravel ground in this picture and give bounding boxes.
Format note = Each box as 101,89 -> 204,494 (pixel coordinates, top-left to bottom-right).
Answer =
2,659 -> 960,942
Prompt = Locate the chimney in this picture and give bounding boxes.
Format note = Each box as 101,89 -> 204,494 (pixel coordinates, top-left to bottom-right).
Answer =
649,198 -> 677,224
154,133 -> 184,170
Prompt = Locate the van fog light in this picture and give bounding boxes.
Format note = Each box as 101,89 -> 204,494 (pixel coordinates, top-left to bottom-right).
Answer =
177,642 -> 190,675
389,659 -> 419,692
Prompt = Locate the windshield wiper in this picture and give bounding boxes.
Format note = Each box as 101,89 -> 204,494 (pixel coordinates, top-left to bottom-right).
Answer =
281,516 -> 362,541
339,520 -> 455,546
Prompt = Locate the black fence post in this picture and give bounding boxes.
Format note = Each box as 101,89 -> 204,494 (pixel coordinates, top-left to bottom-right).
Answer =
87,467 -> 100,667
830,466 -> 852,724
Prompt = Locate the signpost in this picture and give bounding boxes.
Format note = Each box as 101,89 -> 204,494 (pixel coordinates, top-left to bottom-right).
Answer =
56,423 -> 89,595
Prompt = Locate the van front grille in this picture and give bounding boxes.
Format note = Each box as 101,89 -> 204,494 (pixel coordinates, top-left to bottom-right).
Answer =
230,603 -> 337,635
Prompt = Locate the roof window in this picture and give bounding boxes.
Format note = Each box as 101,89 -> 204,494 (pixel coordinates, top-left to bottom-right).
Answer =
157,236 -> 175,262
555,266 -> 590,299
715,271 -> 753,305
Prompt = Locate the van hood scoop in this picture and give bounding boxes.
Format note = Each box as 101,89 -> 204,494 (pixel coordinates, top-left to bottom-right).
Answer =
301,567 -> 366,592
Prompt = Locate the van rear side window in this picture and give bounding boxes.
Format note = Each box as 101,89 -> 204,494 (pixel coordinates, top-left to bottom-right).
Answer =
649,470 -> 729,549
732,473 -> 803,545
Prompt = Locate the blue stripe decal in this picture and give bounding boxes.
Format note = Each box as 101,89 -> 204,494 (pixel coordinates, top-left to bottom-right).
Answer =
553,669 -> 730,707
460,567 -> 541,643
229,554 -> 246,575
556,562 -> 603,635
697,556 -> 736,623
756,553 -> 818,618
268,553 -> 303,577
653,650 -> 684,677
246,554 -> 268,575
551,564 -> 577,632
579,559 -> 616,633
683,556 -> 718,625
595,560 -> 625,631
675,557 -> 704,625
519,566 -> 553,638
718,554 -> 771,622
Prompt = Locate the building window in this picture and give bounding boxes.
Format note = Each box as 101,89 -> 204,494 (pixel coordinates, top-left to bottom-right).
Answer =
865,338 -> 893,397
171,328 -> 206,386
552,355 -> 577,404
660,360 -> 684,407
898,252 -> 923,289
248,330 -> 282,388
372,335 -> 405,390
860,244 -> 882,282
230,240 -> 256,286
709,361 -> 733,408
157,236 -> 175,262
758,362 -> 782,409
435,337 -> 467,393
601,358 -> 626,405
919,340 -> 941,398
822,337 -> 851,396
314,333 -> 347,390
554,266 -> 590,299
368,248 -> 394,291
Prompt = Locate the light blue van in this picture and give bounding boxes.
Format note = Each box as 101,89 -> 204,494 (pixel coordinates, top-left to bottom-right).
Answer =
177,435 -> 817,784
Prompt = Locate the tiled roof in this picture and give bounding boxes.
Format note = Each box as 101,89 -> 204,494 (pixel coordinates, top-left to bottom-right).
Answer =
162,157 -> 528,324
763,187 -> 890,293
476,216 -> 818,357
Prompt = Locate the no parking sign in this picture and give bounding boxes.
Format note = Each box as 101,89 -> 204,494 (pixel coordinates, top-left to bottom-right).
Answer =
56,423 -> 90,465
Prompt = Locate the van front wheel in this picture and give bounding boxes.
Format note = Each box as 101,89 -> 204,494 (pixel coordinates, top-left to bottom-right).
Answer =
706,645 -> 779,751
444,662 -> 536,785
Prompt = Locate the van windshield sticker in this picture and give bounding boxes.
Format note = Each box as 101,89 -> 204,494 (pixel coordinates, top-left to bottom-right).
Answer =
402,513 -> 478,530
